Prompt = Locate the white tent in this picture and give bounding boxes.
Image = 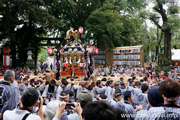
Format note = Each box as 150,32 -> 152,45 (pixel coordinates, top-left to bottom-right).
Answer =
172,49 -> 180,61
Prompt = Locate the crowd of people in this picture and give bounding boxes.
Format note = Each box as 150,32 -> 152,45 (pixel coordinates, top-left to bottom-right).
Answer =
0,62 -> 180,120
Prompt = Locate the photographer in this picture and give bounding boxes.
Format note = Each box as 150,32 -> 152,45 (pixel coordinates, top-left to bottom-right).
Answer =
46,90 -> 83,120
51,102 -> 82,120
3,88 -> 43,120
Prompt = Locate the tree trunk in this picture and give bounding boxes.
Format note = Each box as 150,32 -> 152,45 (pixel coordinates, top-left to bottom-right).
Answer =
164,30 -> 171,64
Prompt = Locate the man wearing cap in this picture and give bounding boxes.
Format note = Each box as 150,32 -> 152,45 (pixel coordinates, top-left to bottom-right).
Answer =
105,80 -> 115,100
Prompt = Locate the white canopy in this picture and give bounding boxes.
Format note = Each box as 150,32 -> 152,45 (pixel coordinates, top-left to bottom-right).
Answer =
172,49 -> 180,61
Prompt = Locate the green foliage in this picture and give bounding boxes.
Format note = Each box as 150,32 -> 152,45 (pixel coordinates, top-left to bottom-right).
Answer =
164,15 -> 180,31
38,47 -> 49,63
0,0 -> 148,66
108,0 -> 147,13
168,5 -> 179,14
149,0 -> 180,64
85,3 -> 122,49
138,9 -> 149,19
85,2 -> 143,50
0,0 -> 63,67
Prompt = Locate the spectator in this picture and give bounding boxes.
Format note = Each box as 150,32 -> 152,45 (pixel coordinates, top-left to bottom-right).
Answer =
46,90 -> 70,120
83,101 -> 126,120
150,78 -> 180,119
0,70 -> 16,119
49,101 -> 82,120
68,90 -> 93,120
3,87 -> 43,120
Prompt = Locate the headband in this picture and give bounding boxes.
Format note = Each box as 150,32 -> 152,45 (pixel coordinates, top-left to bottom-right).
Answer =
59,94 -> 69,99
99,97 -> 108,102
115,93 -> 122,97
33,83 -> 40,88
114,83 -> 120,86
162,95 -> 179,102
108,81 -> 113,85
124,92 -> 132,97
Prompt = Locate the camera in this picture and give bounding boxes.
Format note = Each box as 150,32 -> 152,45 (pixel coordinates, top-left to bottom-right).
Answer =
65,103 -> 75,109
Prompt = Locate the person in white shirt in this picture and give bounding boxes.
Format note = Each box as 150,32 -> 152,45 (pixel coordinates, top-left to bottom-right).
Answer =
3,87 -> 43,120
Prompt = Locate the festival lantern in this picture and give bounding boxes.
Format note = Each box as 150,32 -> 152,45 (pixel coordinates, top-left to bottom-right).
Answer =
63,63 -> 67,68
89,46 -> 95,54
89,46 -> 98,55
78,27 -> 83,35
47,47 -> 53,55
79,62 -> 84,68
60,50 -> 63,53
94,48 -> 98,55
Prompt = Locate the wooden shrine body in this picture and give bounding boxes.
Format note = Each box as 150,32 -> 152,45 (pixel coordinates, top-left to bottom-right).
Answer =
59,39 -> 86,79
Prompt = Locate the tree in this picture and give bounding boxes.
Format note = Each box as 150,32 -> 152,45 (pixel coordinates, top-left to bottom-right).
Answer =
150,0 -> 180,64
85,2 -> 144,49
0,0 -> 148,67
0,0 -> 62,67
38,47 -> 49,63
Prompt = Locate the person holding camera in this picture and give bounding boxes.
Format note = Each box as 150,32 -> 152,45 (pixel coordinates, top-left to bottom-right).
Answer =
46,90 -> 90,120
3,87 -> 43,120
